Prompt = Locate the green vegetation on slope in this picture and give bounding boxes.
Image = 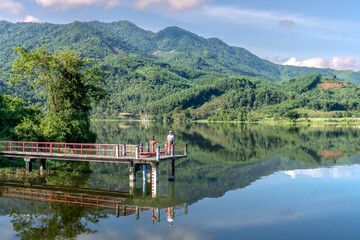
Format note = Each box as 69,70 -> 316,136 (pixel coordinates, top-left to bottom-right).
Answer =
1,21 -> 360,120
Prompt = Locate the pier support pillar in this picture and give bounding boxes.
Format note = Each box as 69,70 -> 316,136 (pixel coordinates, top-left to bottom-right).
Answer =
24,158 -> 33,172
168,159 -> 175,181
171,144 -> 175,158
142,165 -> 147,182
151,163 -> 159,197
129,162 -> 136,182
146,165 -> 152,183
142,181 -> 147,197
168,181 -> 175,200
39,159 -> 46,171
184,203 -> 188,215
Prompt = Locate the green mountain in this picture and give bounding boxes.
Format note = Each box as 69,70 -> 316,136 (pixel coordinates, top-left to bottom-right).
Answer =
0,20 -> 360,119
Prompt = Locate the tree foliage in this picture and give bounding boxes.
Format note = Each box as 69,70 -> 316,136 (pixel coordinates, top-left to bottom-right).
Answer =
11,47 -> 107,142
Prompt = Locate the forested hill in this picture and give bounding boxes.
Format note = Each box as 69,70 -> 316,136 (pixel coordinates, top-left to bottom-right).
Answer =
1,20 -> 360,119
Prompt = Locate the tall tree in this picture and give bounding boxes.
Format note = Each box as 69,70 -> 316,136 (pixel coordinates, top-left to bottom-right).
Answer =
11,47 -> 107,143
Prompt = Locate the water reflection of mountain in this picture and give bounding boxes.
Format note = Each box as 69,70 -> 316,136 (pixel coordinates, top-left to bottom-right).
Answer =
91,121 -> 360,204
1,122 -> 360,237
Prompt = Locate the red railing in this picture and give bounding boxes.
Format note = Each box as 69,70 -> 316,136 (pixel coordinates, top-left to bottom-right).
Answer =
1,187 -> 125,210
0,141 -> 139,158
0,141 -> 187,159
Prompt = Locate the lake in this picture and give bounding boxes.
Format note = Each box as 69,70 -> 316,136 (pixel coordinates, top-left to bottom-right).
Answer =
1,121 -> 360,239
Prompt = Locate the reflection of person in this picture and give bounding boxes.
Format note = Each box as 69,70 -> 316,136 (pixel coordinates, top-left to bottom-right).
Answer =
166,131 -> 175,154
166,207 -> 173,226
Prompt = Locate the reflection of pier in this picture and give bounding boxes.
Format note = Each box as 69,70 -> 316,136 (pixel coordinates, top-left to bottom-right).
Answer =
0,181 -> 187,223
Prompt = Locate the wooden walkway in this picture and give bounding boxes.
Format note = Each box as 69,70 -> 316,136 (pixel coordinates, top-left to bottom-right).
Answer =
0,141 -> 187,164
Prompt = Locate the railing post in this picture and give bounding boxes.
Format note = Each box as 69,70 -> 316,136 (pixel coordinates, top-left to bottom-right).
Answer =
123,144 -> 126,156
156,146 -> 160,161
184,144 -> 187,157
135,146 -> 139,159
140,143 -> 143,152
50,143 -> 52,154
115,145 -> 120,158
146,142 -> 149,152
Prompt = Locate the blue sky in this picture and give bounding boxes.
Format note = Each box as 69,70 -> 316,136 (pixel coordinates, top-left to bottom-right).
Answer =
1,0 -> 360,70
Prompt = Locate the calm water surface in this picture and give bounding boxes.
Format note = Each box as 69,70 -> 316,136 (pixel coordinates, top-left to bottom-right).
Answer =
1,122 -> 360,239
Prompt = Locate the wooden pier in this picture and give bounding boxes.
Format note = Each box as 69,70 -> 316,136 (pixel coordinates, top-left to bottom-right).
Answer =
0,140 -> 187,184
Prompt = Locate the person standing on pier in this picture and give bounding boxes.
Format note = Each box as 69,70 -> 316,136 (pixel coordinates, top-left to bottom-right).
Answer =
167,131 -> 175,154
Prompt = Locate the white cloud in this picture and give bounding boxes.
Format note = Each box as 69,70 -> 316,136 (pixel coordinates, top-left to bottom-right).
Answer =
34,0 -> 120,10
0,0 -> 24,14
134,0 -> 211,11
283,56 -> 360,71
199,5 -> 308,28
22,15 -> 41,23
284,165 -> 360,179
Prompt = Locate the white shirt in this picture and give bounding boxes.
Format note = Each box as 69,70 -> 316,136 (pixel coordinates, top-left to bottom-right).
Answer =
167,134 -> 174,143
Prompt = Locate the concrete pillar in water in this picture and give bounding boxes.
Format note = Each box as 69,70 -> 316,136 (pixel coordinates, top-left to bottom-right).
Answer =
168,159 -> 175,181
129,162 -> 136,182
142,165 -> 147,182
142,181 -> 147,197
129,181 -> 135,195
151,163 -> 159,198
39,159 -> 46,171
24,158 -> 33,172
168,181 -> 175,200
146,165 -> 152,183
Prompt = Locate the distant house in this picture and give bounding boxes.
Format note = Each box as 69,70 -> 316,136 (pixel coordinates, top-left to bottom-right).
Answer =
119,113 -> 133,119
